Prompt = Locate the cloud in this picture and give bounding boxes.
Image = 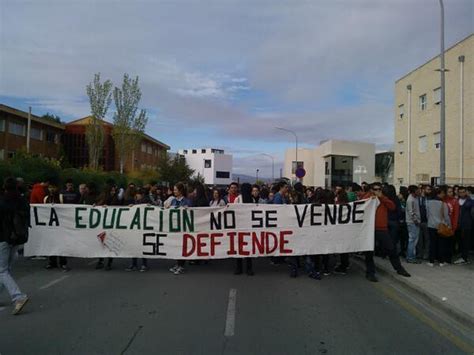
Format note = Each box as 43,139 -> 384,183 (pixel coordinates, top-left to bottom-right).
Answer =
0,0 -> 472,176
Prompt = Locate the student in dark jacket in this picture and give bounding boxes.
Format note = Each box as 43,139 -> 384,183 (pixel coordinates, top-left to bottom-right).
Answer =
453,187 -> 474,264
0,177 -> 30,315
44,184 -> 70,271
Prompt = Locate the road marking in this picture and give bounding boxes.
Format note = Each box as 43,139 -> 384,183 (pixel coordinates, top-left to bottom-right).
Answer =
375,283 -> 474,353
224,288 -> 237,337
39,275 -> 70,290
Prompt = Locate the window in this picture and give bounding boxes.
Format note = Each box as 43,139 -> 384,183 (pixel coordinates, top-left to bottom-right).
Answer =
291,161 -> 304,174
192,149 -> 197,154
7,151 -> 15,159
433,87 -> 441,104
398,104 -> 404,119
30,127 -> 43,141
204,159 -> 212,168
418,135 -> 427,153
183,150 -> 188,154
398,141 -> 404,155
0,119 -> 5,132
216,171 -> 230,179
433,132 -> 440,150
147,145 -> 152,154
141,143 -> 147,153
419,94 -> 427,111
416,174 -> 429,183
201,149 -> 206,154
8,122 -> 25,136
45,131 -> 56,143
0,149 -> 4,160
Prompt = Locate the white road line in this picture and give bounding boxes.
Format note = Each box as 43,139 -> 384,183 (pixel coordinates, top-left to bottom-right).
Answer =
224,288 -> 237,337
39,275 -> 70,290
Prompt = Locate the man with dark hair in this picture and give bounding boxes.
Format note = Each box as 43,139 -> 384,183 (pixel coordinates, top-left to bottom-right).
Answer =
60,178 -> 80,204
273,181 -> 289,205
417,184 -> 432,260
406,185 -> 421,263
0,177 -> 30,315
364,182 -> 411,282
453,187 -> 473,265
227,182 -> 240,204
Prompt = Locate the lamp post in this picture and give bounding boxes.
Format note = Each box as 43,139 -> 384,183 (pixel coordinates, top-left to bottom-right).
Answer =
439,0 -> 446,185
256,169 -> 259,183
261,153 -> 275,181
275,127 -> 298,179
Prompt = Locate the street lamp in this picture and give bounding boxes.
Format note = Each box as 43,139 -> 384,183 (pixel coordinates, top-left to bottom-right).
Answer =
275,127 -> 298,179
256,169 -> 259,183
438,0 -> 446,185
261,153 -> 275,181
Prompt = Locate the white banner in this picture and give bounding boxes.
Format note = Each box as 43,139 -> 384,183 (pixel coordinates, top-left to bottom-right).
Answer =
25,199 -> 377,259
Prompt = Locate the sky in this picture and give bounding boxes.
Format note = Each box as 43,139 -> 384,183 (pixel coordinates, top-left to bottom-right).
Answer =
0,0 -> 473,177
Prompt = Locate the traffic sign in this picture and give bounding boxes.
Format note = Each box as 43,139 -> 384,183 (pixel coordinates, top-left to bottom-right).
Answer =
295,167 -> 306,178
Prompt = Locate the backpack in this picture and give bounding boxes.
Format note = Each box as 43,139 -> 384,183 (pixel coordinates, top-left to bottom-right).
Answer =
3,198 -> 30,246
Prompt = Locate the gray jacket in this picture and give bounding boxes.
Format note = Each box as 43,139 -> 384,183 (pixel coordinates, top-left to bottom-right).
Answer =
426,198 -> 451,229
405,194 -> 421,224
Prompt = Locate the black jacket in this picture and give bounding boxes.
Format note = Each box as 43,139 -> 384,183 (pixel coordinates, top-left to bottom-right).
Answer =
459,197 -> 474,230
0,192 -> 30,243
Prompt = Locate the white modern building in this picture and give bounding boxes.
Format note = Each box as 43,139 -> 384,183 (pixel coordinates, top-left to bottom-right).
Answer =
178,148 -> 233,186
283,140 -> 375,187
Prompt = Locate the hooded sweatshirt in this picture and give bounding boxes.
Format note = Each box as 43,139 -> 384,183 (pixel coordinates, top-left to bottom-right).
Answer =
30,183 -> 47,204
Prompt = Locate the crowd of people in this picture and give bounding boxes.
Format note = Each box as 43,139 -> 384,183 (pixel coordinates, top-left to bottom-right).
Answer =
1,175 -> 473,315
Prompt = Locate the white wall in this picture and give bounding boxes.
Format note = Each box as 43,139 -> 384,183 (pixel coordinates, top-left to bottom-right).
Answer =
178,148 -> 233,185
283,140 -> 375,187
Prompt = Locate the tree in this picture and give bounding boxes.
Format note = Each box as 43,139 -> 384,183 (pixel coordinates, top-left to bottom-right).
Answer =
112,74 -> 148,174
156,154 -> 194,186
86,73 -> 112,170
41,113 -> 62,123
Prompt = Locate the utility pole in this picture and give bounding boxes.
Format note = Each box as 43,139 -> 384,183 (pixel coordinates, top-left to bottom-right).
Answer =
439,0 -> 446,185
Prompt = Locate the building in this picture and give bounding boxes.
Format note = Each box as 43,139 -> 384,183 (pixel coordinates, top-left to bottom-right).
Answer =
63,116 -> 169,172
394,34 -> 473,186
0,105 -> 170,172
283,140 -> 375,187
178,148 -> 233,186
0,104 -> 64,160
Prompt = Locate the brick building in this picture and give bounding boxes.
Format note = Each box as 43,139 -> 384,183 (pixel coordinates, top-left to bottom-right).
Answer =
62,116 -> 169,172
0,105 -> 170,172
0,104 -> 64,160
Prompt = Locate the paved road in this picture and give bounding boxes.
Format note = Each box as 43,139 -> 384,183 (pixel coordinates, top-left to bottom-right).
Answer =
1,256 -> 473,355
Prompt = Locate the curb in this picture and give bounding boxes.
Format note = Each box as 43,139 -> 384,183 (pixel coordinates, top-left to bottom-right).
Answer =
351,255 -> 474,330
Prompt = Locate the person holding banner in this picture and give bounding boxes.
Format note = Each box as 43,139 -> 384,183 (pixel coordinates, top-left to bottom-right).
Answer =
168,183 -> 192,275
234,183 -> 255,276
364,183 -> 411,282
44,183 -> 70,272
95,181 -> 121,271
210,188 -> 226,207
126,189 -> 151,272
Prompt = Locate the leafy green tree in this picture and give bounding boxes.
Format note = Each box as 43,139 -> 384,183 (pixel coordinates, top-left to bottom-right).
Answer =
41,113 -> 63,123
86,73 -> 113,170
156,154 -> 194,185
112,74 -> 148,174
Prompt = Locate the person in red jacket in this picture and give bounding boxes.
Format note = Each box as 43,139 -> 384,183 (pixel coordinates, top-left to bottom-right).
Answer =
364,183 -> 411,282
444,186 -> 459,263
29,180 -> 50,204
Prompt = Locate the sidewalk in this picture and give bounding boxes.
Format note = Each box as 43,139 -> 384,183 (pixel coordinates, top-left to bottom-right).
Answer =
354,255 -> 474,328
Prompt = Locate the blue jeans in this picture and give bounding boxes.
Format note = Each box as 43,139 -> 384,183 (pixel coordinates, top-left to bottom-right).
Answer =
0,242 -> 27,303
406,223 -> 420,261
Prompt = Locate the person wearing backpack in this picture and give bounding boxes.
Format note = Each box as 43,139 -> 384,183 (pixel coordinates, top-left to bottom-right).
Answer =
0,177 -> 30,315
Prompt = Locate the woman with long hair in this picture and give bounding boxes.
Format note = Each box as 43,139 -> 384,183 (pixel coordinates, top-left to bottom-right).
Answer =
210,188 -> 226,207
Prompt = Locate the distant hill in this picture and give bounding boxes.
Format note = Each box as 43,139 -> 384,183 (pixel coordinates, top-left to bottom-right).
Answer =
232,173 -> 274,184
